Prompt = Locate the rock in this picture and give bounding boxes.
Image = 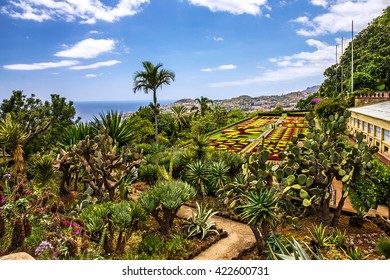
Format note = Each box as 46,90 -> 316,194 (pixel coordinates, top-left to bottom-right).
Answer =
0,252 -> 35,260
349,216 -> 364,228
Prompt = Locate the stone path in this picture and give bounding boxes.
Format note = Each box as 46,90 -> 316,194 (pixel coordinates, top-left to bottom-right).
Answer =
177,205 -> 255,260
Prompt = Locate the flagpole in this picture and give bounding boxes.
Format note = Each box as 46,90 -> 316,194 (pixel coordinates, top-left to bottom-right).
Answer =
351,20 -> 354,98
341,37 -> 344,92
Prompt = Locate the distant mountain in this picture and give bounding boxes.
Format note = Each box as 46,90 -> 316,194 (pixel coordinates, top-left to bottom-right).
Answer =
161,86 -> 319,112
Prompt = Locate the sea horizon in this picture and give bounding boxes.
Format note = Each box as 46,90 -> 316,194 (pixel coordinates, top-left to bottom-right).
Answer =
73,100 -> 175,122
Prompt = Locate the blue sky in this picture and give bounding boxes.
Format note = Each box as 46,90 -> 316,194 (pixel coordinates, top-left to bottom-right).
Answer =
0,0 -> 388,102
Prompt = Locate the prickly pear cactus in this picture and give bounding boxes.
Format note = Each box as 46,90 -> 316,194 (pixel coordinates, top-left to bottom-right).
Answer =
276,110 -> 378,226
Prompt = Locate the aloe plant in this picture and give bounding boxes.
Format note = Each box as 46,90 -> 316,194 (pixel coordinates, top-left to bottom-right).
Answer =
139,180 -> 196,235
268,236 -> 324,260
186,202 -> 219,240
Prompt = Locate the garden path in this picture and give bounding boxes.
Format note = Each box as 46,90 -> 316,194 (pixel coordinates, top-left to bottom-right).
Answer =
131,188 -> 256,260
177,205 -> 255,260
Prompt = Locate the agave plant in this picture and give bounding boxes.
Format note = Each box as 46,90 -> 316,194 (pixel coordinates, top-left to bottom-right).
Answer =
186,202 -> 219,240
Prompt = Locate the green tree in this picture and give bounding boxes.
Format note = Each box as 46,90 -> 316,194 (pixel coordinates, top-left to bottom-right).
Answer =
171,105 -> 189,131
195,96 -> 213,117
0,91 -> 78,154
133,62 -> 175,144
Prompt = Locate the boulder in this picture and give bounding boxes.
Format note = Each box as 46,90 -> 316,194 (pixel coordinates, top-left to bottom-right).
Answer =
0,252 -> 35,260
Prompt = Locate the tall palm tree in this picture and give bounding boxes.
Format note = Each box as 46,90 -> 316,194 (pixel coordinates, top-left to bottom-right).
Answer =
171,105 -> 188,131
133,61 -> 175,144
195,96 -> 213,117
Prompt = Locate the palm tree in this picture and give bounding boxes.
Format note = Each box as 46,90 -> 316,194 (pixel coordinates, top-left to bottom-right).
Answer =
195,96 -> 213,117
239,187 -> 280,255
171,105 -> 188,131
133,62 -> 175,144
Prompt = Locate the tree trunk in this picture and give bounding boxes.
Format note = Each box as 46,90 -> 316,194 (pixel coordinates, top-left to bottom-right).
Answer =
200,179 -> 207,203
331,194 -> 347,227
320,196 -> 331,226
153,90 -> 159,144
250,224 -> 264,255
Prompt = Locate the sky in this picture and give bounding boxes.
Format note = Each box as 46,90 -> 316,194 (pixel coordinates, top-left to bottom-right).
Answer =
0,0 -> 388,102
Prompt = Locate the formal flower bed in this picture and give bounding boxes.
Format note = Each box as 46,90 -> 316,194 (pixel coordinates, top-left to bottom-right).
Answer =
210,115 -> 308,159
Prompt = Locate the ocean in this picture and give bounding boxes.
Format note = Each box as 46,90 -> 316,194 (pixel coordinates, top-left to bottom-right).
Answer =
73,100 -> 174,122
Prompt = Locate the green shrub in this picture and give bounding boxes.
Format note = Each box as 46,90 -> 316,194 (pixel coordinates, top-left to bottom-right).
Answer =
138,234 -> 164,257
328,228 -> 346,248
376,237 -> 390,258
164,234 -> 189,260
138,164 -> 158,184
309,223 -> 329,248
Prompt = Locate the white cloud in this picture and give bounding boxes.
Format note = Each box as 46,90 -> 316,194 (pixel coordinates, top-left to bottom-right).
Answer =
310,0 -> 328,7
201,64 -> 237,72
1,0 -> 149,24
55,38 -> 116,59
187,0 -> 268,15
212,36 -> 224,41
293,0 -> 389,36
209,38 -> 349,87
85,73 -> 103,78
70,60 -> 121,70
3,60 -> 79,70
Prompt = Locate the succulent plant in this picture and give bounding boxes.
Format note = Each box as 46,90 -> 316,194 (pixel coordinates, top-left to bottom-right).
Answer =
277,110 -> 378,226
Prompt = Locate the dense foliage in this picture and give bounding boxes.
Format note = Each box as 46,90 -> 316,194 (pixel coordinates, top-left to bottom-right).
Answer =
318,6 -> 390,98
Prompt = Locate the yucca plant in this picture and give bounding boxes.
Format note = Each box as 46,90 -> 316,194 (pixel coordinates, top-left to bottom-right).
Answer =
239,187 -> 280,255
59,122 -> 92,149
186,202 -> 219,240
209,160 -> 229,190
92,111 -> 134,147
0,114 -> 27,174
186,160 -> 209,202
31,155 -> 56,187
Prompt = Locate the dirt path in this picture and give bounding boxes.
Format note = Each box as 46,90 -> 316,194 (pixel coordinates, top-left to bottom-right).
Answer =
177,205 -> 255,260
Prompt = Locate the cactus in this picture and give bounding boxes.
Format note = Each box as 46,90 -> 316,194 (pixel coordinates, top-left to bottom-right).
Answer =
277,110 -> 377,226
0,212 -> 6,239
59,127 -> 144,202
7,216 -> 25,252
